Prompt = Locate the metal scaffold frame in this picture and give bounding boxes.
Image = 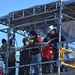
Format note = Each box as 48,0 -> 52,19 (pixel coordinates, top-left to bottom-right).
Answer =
0,0 -> 75,75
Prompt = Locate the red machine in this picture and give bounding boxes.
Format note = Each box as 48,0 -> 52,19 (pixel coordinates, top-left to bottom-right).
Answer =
42,45 -> 54,59
0,70 -> 3,75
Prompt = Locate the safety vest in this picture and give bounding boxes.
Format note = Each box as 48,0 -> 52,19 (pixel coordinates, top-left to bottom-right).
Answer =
37,36 -> 42,43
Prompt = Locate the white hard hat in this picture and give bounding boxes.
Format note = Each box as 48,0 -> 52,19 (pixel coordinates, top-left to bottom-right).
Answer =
49,25 -> 57,32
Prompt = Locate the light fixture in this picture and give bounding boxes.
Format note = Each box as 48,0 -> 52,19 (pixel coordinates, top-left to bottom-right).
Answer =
24,30 -> 26,33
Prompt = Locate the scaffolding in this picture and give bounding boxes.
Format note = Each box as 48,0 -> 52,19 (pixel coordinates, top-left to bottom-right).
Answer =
0,0 -> 75,75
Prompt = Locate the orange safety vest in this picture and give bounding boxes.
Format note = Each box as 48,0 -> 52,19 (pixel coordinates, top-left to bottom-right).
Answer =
37,36 -> 42,43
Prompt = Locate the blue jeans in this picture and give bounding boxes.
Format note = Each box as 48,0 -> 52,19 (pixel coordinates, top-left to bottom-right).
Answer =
31,53 -> 42,75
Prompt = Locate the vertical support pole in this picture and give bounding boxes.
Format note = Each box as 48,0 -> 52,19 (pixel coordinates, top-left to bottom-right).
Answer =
58,0 -> 63,75
12,13 -> 14,20
33,8 -> 35,15
44,5 -> 47,25
23,11 -> 25,17
44,5 -> 46,12
5,14 -> 13,75
5,28 -> 11,75
59,0 -> 62,44
12,29 -> 15,47
6,28 -> 16,75
12,29 -> 16,75
5,15 -> 11,75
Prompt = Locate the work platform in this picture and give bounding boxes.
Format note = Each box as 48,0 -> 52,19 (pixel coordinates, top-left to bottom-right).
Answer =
0,0 -> 75,75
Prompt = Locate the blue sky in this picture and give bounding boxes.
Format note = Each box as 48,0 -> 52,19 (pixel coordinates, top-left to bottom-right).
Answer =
0,0 -> 69,47
0,0 -> 69,16
0,0 -> 58,16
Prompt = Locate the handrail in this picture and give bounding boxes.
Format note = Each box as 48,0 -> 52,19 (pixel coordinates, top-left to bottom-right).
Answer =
58,48 -> 75,68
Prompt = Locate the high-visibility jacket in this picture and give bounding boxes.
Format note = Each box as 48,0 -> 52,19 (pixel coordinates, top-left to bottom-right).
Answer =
37,36 -> 42,43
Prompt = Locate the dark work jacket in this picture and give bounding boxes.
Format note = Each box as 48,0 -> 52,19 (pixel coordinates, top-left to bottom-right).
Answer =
49,33 -> 66,48
49,33 -> 66,60
29,38 -> 40,55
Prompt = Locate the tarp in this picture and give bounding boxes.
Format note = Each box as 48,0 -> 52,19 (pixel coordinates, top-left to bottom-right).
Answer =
62,21 -> 75,41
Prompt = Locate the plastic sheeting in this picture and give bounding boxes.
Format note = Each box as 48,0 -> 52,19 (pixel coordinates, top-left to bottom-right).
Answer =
62,21 -> 75,41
